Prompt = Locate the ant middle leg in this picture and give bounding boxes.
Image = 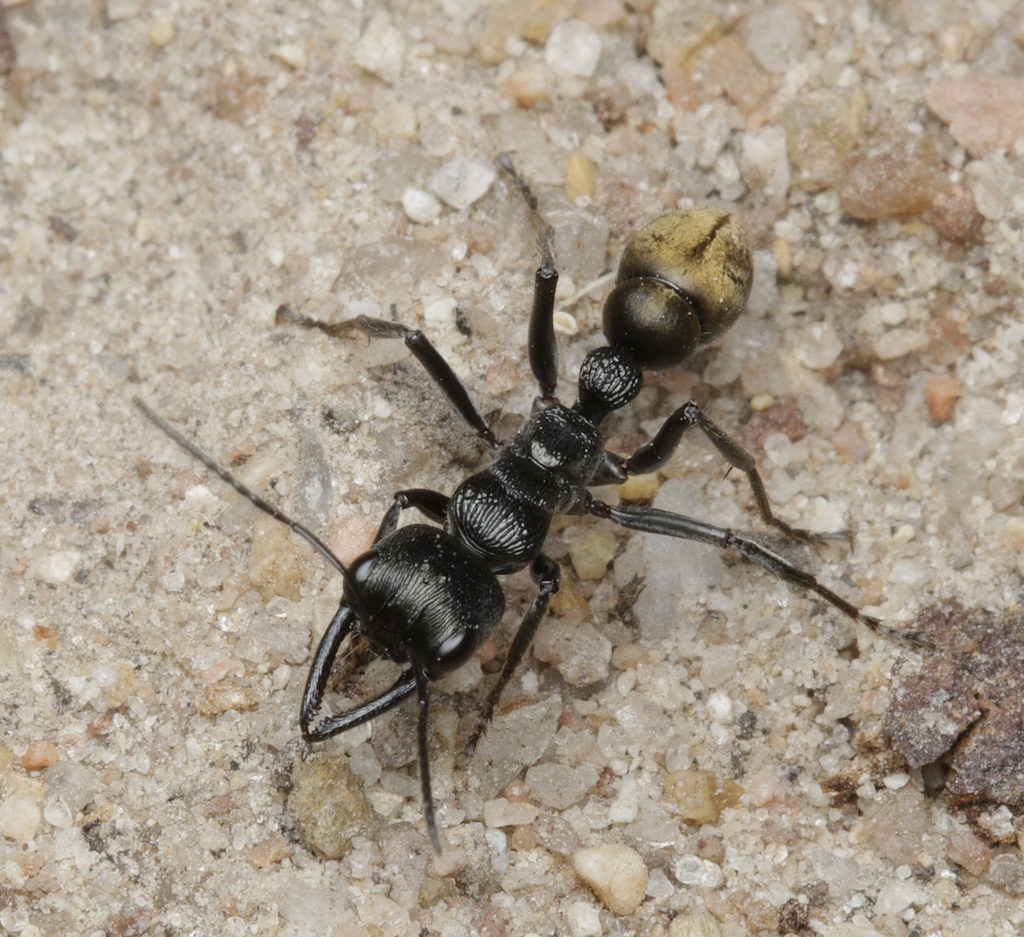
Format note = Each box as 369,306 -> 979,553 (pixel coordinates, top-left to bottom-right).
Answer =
615,400 -> 829,543
588,498 -> 878,628
465,552 -> 560,753
276,305 -> 499,448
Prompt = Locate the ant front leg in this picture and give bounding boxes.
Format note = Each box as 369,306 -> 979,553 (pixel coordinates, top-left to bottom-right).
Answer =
276,305 -> 499,449
588,498 -> 879,629
465,552 -> 560,753
617,400 -> 827,543
373,488 -> 450,542
300,621 -> 439,850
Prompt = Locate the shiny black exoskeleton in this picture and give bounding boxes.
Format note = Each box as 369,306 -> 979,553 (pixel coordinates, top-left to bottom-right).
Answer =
138,156 -> 878,852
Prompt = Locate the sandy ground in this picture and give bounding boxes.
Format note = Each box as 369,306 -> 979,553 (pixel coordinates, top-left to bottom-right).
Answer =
2,1 -> 1024,935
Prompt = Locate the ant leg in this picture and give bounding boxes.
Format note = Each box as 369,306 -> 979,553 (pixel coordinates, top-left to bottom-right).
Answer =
465,553 -> 560,753
276,305 -> 499,448
498,154 -> 560,402
374,489 -> 450,545
589,499 -> 879,628
412,663 -> 443,853
301,603 -> 442,851
617,400 -> 826,543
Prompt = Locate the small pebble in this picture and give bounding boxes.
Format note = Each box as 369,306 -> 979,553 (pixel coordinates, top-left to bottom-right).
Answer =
860,789 -> 930,866
544,20 -> 601,77
947,825 -> 992,875
148,14 -> 175,47
566,901 -> 601,937
21,741 -> 59,771
617,472 -> 659,501
608,775 -> 639,823
526,762 -> 600,810
401,187 -> 442,224
876,878 -> 928,915
0,797 -> 41,844
469,698 -> 562,797
646,4 -> 719,67
706,36 -> 770,115
500,63 -> 552,107
925,75 -> 1024,157
706,692 -> 733,725
663,769 -> 719,825
553,310 -> 578,336
564,152 -> 596,203
782,90 -> 867,191
354,12 -> 405,85
476,1 -> 562,65
573,844 -> 648,915
106,0 -> 140,22
929,184 -> 983,243
673,854 -> 724,889
839,132 -> 945,220
288,756 -> 379,858
429,158 -> 498,211
925,372 -> 960,422
483,796 -> 540,827
669,911 -> 723,937
743,6 -> 808,74
532,619 -> 611,686
193,680 -> 260,715
271,43 -> 307,71
567,526 -> 618,581
359,894 -> 412,934
872,327 -> 929,361
662,60 -> 700,112
373,100 -> 418,144
43,798 -> 74,829
244,836 -> 294,869
28,550 -> 81,584
740,127 -> 789,208
793,321 -> 843,370
610,643 -> 647,671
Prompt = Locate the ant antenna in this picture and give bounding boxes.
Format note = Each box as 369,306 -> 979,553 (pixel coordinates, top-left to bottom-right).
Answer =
134,398 -> 367,603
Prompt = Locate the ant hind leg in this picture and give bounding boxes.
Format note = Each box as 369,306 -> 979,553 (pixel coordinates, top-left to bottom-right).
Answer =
498,153 -> 560,403
589,498 -> 879,629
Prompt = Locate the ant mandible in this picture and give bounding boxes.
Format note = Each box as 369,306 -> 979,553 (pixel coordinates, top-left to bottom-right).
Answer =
137,155 -> 878,853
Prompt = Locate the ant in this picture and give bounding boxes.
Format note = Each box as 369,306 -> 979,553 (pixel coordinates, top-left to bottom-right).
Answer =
137,155 -> 879,853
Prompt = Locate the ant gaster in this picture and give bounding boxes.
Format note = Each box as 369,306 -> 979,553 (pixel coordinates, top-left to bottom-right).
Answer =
138,155 -> 878,853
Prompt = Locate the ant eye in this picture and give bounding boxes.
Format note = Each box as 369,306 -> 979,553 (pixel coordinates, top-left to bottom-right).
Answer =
346,550 -> 379,599
432,630 -> 479,674
350,550 -> 378,581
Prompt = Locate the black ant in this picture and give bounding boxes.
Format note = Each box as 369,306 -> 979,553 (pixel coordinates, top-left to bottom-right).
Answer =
137,155 -> 879,853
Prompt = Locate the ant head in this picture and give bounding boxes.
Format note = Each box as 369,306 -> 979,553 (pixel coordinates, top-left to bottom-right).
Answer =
343,531 -> 503,680
602,208 -> 752,370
